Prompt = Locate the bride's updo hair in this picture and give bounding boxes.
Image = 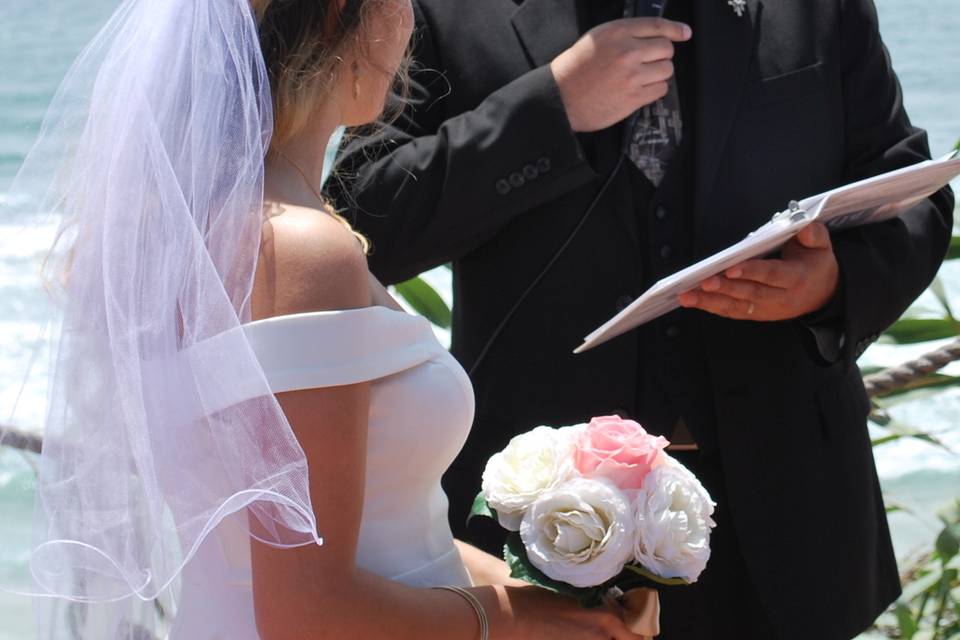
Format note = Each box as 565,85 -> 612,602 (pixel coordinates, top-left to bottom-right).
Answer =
252,0 -> 410,147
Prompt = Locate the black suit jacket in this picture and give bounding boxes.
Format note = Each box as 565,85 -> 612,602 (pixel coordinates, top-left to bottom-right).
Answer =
327,1 -> 955,638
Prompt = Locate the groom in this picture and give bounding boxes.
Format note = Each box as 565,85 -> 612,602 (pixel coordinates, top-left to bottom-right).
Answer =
326,0 -> 954,638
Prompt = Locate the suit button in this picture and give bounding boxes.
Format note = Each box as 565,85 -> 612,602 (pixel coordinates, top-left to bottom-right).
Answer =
654,205 -> 668,220
509,172 -> 525,188
495,178 -> 511,195
660,245 -> 673,259
666,325 -> 681,339
615,295 -> 634,311
523,164 -> 539,180
536,157 -> 552,173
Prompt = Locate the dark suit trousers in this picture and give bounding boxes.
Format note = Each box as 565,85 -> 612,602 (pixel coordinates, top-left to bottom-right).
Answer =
660,450 -> 778,639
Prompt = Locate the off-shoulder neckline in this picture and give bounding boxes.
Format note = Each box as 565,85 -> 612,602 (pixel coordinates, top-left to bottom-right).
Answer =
245,305 -> 425,329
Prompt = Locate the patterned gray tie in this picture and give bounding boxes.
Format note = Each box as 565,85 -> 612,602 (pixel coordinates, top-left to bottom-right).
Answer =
623,0 -> 683,186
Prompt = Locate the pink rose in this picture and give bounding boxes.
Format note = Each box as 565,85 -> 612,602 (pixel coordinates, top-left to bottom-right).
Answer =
573,416 -> 669,490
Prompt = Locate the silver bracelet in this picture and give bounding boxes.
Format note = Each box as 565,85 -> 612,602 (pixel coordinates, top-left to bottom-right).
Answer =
434,585 -> 490,640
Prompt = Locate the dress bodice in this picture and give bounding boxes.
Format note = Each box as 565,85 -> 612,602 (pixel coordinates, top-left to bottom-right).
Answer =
168,306 -> 474,639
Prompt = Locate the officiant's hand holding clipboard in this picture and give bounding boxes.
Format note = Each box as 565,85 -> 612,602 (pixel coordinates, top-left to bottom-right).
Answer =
575,151 -> 960,354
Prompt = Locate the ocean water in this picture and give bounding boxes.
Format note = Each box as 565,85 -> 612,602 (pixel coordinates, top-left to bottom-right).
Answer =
0,0 -> 958,638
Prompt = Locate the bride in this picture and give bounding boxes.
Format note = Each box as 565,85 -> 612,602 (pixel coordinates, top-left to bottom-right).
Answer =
1,0 -> 646,638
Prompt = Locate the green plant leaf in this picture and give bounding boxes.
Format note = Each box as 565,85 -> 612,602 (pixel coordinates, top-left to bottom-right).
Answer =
938,501 -> 960,528
929,277 -> 958,321
870,421 -> 952,452
945,236 -> 960,261
872,374 -> 960,402
467,491 -> 493,526
869,407 -> 893,426
900,566 -> 945,603
883,318 -> 960,344
936,524 -> 960,564
895,602 -> 918,639
873,433 -> 906,447
883,496 -> 915,516
394,277 -> 452,328
503,534 -> 606,607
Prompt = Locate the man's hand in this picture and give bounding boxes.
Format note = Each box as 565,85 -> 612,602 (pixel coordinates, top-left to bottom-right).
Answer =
678,223 -> 840,321
550,18 -> 692,133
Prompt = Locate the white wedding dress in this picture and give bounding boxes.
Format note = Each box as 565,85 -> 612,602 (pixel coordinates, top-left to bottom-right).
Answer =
167,305 -> 474,639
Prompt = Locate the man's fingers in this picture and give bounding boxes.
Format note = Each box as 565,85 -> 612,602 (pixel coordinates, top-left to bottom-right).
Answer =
700,276 -> 775,302
634,81 -> 670,105
679,290 -> 755,319
620,17 -> 692,42
638,59 -> 675,85
725,259 -> 802,288
795,222 -> 832,250
636,37 -> 675,63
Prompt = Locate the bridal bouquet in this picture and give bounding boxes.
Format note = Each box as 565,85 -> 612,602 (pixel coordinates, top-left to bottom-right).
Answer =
472,416 -> 716,636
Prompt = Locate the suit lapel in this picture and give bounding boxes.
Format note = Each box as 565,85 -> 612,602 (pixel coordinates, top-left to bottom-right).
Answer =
511,0 -> 583,68
693,0 -> 759,210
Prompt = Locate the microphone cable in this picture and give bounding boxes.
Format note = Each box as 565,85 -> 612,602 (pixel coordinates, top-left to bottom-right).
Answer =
467,0 -> 666,377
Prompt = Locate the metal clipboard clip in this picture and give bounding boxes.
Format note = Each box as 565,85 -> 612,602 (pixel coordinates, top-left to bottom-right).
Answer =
747,200 -> 809,238
771,200 -> 809,224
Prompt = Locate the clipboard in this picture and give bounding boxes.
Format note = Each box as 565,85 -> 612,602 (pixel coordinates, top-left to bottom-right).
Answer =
575,151 -> 960,354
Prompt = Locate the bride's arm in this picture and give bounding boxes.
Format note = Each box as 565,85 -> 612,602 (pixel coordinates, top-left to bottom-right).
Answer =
249,212 -> 637,640
454,540 -> 526,588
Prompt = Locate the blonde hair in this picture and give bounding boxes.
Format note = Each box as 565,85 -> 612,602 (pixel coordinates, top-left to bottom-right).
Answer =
252,0 -> 410,148
253,0 -> 411,251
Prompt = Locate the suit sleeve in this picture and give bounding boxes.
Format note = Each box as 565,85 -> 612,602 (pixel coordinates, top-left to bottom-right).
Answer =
829,0 -> 954,367
324,0 -> 598,284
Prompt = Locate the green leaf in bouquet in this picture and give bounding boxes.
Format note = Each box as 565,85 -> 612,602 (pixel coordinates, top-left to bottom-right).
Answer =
503,533 -> 606,608
947,235 -> 960,261
622,563 -> 689,588
467,491 -> 494,526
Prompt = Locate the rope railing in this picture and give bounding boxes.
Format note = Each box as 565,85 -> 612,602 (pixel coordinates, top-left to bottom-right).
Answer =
2,337 -> 959,455
862,337 -> 960,398
0,425 -> 42,454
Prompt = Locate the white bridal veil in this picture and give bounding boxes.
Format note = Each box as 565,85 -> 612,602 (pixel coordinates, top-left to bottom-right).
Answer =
1,0 -> 321,636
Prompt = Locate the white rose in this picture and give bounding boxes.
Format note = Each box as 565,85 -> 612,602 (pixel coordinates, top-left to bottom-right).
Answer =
482,426 -> 579,531
632,455 -> 716,583
520,477 -> 635,588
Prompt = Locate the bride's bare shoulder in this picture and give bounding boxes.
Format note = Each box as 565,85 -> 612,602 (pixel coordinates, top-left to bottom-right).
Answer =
253,203 -> 371,320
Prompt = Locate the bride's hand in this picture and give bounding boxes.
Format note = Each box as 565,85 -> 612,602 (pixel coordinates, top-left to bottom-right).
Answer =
492,584 -> 642,640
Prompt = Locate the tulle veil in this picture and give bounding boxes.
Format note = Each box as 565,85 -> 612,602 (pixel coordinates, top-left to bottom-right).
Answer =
0,0 -> 322,636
